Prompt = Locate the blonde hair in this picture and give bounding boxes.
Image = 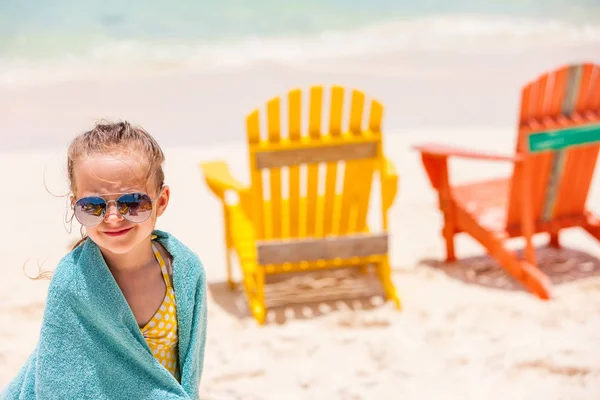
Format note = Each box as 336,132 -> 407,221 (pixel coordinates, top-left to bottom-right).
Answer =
68,120 -> 165,194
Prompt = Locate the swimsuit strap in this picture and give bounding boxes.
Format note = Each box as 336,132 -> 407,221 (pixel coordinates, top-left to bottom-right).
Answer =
151,240 -> 172,290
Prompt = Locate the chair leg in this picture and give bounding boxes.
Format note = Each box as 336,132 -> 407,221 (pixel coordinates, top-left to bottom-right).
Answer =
241,267 -> 255,310
225,248 -> 237,290
583,213 -> 600,241
517,260 -> 552,300
441,203 -> 457,262
456,209 -> 551,299
358,264 -> 370,275
223,208 -> 236,290
443,226 -> 456,262
439,184 -> 456,262
251,268 -> 266,325
377,259 -> 402,310
491,239 -> 551,300
548,231 -> 560,248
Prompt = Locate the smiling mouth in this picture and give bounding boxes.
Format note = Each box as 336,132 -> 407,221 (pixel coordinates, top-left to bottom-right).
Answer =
103,227 -> 133,237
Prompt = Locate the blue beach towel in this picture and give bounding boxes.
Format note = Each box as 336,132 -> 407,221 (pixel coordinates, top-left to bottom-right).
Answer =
2,230 -> 207,399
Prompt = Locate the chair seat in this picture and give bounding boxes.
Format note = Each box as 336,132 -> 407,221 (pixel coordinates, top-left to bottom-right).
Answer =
452,177 -> 509,232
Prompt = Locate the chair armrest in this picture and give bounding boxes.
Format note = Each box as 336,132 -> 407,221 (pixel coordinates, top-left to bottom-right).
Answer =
199,161 -> 248,201
413,143 -> 522,162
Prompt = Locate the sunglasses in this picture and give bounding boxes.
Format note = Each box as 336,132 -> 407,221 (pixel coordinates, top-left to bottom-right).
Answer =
72,191 -> 162,227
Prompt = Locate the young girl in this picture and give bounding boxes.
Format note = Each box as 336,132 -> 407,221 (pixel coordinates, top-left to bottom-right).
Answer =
2,121 -> 207,399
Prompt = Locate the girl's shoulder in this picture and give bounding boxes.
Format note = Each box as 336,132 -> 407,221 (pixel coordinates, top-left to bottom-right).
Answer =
152,230 -> 204,266
152,230 -> 206,284
51,242 -> 85,280
43,242 -> 88,304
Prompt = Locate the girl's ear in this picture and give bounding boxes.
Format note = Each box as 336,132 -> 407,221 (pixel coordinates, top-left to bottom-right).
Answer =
156,185 -> 170,217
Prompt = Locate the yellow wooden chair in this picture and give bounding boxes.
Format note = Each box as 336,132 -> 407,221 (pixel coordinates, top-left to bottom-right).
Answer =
200,85 -> 401,324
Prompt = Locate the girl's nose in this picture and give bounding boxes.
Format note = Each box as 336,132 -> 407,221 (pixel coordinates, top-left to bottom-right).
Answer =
104,201 -> 124,222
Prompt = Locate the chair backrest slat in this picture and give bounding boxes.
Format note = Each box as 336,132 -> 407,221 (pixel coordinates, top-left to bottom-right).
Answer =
288,89 -> 303,238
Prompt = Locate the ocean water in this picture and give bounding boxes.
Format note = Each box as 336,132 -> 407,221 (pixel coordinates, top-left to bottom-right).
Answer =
1,1 -> 599,85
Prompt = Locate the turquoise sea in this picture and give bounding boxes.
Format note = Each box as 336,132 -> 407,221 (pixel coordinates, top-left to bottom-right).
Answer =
0,1 -> 599,85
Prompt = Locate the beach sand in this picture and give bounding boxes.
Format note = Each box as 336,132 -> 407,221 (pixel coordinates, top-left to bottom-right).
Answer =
2,41 -> 600,399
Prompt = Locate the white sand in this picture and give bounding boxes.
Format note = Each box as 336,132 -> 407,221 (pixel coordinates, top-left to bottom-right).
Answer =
2,42 -> 600,399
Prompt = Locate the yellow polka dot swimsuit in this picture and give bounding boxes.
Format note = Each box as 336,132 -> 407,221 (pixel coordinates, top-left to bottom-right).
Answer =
140,241 -> 179,380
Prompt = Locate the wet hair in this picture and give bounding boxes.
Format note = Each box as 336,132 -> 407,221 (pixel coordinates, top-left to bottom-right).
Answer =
68,120 -> 165,195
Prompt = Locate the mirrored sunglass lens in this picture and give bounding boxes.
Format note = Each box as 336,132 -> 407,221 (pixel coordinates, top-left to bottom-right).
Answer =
74,197 -> 106,226
118,193 -> 153,223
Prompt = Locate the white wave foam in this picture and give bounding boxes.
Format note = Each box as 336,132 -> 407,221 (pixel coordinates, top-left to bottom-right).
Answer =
1,14 -> 599,87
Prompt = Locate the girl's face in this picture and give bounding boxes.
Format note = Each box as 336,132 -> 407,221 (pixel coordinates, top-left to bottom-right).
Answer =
72,152 -> 170,255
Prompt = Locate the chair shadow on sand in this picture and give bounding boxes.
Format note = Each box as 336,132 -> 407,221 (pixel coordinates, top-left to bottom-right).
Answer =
208,267 -> 391,325
419,244 -> 600,293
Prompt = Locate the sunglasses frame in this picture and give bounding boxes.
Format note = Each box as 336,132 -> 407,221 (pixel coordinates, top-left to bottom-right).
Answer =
72,187 -> 164,228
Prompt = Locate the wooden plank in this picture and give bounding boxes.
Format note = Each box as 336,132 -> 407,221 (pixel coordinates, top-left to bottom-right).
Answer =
246,110 -> 265,239
540,65 -> 582,222
562,64 -> 583,115
349,90 -> 365,134
519,79 -> 536,125
507,76 -> 539,226
267,97 -> 282,238
532,66 -> 569,225
309,86 -> 323,138
307,86 -> 322,237
354,160 -> 375,232
529,73 -> 552,221
590,65 -> 600,110
329,86 -> 344,137
547,66 -> 570,119
324,86 -> 345,235
256,232 -> 388,265
246,110 -> 261,144
255,141 -> 378,169
288,89 -> 302,238
368,100 -> 384,134
355,98 -> 383,232
540,150 -> 566,221
263,254 -> 384,274
339,90 -> 366,234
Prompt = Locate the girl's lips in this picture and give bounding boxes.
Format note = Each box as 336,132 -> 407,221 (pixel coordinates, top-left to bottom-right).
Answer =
103,227 -> 133,237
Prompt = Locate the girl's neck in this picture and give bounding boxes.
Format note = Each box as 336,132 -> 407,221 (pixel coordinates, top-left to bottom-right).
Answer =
100,239 -> 156,274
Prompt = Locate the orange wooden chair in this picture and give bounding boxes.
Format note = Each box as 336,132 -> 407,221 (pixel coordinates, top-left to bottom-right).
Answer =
200,85 -> 401,324
414,62 -> 600,299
